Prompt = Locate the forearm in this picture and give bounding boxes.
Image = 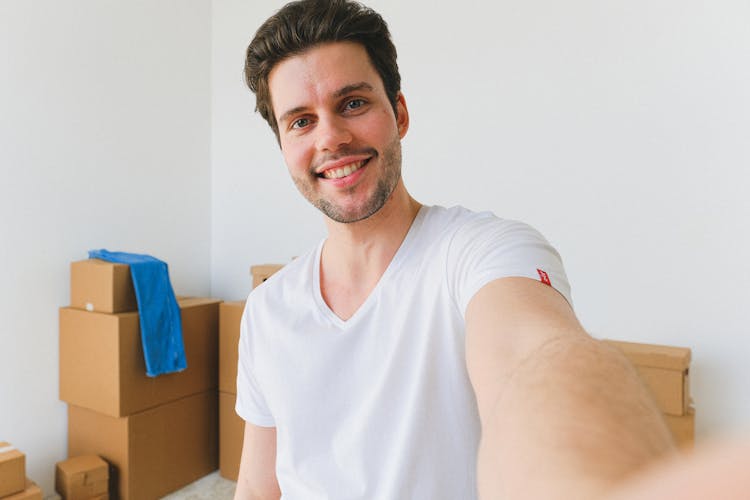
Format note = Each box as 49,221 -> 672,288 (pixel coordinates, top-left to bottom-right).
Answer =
233,424 -> 281,500
476,336 -> 676,500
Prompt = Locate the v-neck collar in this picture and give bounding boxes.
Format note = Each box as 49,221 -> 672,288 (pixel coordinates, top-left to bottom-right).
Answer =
312,205 -> 430,329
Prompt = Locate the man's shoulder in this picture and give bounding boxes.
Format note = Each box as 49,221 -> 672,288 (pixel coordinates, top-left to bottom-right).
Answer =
420,204 -> 509,237
423,205 -> 550,261
423,204 -> 500,221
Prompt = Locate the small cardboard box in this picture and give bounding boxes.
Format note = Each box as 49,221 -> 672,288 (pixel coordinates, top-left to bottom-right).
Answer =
219,301 -> 245,394
219,391 -> 245,481
604,339 -> 691,416
60,297 -> 221,417
71,259 -> 138,313
250,264 -> 284,289
3,479 -> 42,500
664,406 -> 695,450
0,442 -> 26,497
55,455 -> 109,499
68,391 -> 218,500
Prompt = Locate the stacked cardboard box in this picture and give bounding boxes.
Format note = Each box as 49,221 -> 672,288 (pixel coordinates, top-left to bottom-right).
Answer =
0,443 -> 25,498
218,264 -> 285,480
605,339 -> 695,449
218,301 -> 246,481
70,260 -> 137,313
0,443 -> 40,500
60,259 -> 221,499
1,481 -> 42,500
220,264 -> 284,481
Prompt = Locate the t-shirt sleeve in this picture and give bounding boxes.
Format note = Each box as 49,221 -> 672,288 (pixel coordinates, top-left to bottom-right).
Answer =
235,306 -> 276,427
446,213 -> 573,316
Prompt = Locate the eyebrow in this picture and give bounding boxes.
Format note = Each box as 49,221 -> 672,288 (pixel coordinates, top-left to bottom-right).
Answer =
277,81 -> 375,125
278,106 -> 308,126
333,81 -> 374,98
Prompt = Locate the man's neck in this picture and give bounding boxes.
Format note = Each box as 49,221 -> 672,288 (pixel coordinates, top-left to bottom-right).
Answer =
319,181 -> 421,320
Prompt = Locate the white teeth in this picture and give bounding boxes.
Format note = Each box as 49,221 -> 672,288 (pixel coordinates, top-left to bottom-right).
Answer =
323,160 -> 365,179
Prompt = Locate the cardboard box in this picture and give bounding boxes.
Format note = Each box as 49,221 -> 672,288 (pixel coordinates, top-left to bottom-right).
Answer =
664,407 -> 695,450
219,391 -> 245,481
219,301 -> 245,394
56,455 -> 109,499
250,264 -> 284,289
634,365 -> 690,416
71,260 -> 137,313
604,339 -> 691,416
2,479 -> 42,500
60,297 -> 221,417
0,442 -> 25,497
68,391 -> 218,500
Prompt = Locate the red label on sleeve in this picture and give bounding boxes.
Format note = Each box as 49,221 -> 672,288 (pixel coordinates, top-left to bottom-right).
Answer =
537,269 -> 551,286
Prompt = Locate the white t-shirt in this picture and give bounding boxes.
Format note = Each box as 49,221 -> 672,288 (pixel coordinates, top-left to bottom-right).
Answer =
236,205 -> 572,500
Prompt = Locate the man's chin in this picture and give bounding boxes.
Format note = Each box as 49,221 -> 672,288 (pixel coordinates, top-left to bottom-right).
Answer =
312,173 -> 398,224
315,198 -> 384,224
319,206 -> 378,224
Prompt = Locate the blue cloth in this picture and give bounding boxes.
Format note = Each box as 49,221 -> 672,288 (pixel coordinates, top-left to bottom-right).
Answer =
88,249 -> 186,377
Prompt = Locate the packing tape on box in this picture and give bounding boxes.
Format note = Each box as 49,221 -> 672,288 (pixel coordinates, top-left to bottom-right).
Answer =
0,445 -> 16,453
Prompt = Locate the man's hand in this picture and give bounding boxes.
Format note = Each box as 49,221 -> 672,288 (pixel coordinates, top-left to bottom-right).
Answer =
606,435 -> 750,500
466,277 -> 675,499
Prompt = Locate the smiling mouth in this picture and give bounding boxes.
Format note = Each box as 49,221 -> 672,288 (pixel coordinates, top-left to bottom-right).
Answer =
319,159 -> 370,180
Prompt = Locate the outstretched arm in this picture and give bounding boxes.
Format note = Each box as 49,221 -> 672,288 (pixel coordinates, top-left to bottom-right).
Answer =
465,277 -> 675,499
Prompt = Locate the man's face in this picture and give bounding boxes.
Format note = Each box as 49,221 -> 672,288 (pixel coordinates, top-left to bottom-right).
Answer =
268,41 -> 408,223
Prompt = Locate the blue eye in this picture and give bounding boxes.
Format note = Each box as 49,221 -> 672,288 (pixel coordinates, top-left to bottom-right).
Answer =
291,118 -> 310,129
345,99 -> 365,110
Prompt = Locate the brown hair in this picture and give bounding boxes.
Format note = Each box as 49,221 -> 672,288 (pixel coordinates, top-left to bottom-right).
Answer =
245,0 -> 401,140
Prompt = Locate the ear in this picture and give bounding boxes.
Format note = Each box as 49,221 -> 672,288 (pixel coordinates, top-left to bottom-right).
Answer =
395,92 -> 410,139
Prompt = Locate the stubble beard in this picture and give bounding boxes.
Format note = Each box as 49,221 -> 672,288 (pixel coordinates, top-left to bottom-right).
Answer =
292,134 -> 402,224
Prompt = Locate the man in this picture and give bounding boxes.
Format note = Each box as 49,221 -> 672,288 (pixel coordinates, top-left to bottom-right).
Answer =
234,1 -> 675,499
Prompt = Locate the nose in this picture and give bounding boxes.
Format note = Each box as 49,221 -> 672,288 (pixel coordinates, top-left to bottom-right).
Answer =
314,115 -> 352,152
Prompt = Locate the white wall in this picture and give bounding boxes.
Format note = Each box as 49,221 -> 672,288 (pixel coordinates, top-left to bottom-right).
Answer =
210,0 -> 327,302
212,0 -> 750,442
0,0 -> 212,496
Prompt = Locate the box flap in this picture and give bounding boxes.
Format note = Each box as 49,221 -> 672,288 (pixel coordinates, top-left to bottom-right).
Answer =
250,264 -> 284,275
0,442 -> 22,457
57,455 -> 108,479
177,297 -> 223,309
0,442 -> 24,461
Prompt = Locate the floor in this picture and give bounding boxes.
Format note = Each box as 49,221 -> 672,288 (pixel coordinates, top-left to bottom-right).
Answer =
161,471 -> 236,500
